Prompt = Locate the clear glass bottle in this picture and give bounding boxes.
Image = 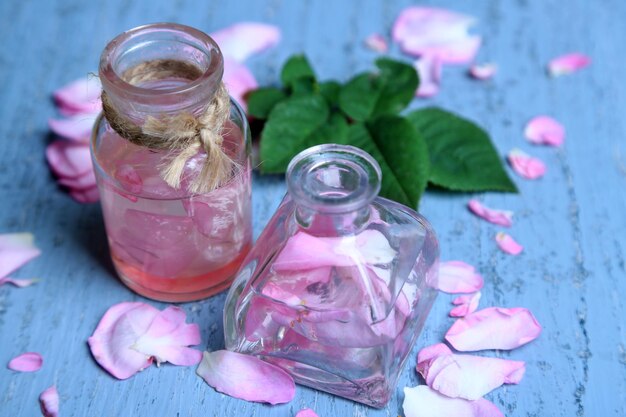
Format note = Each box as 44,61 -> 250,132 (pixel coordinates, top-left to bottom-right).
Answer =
91,23 -> 252,302
224,144 -> 438,408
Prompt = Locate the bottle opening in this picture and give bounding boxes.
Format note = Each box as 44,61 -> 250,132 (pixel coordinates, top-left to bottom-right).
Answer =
287,144 -> 382,213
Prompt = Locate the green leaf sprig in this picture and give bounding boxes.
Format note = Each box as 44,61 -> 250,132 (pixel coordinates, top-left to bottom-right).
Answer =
248,55 -> 517,208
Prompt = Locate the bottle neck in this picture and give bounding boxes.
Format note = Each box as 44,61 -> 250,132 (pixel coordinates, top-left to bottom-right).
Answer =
99,23 -> 224,124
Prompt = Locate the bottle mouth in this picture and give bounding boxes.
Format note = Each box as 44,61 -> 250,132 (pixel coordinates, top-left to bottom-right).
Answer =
99,22 -> 223,106
287,144 -> 382,214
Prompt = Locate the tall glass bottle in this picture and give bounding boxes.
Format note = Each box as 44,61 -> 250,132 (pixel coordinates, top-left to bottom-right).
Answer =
91,23 -> 252,302
224,144 -> 438,408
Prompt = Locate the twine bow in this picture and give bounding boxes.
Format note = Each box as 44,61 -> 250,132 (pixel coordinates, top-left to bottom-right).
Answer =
101,59 -> 236,194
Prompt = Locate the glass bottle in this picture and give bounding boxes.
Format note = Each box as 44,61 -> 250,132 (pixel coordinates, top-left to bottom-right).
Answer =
91,23 -> 252,302
224,144 -> 438,408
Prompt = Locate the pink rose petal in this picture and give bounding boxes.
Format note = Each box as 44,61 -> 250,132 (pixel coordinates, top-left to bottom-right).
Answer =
548,53 -> 591,76
48,113 -> 98,142
196,350 -> 295,404
507,148 -> 546,179
467,199 -> 513,227
437,261 -> 484,294
403,385 -> 504,417
133,306 -> 202,366
450,292 -> 481,317
415,57 -> 442,97
296,409 -> 319,417
495,232 -> 523,255
0,277 -> 38,287
524,115 -> 565,146
445,307 -> 542,351
222,57 -> 258,110
210,23 -> 280,62
364,33 -> 388,53
469,63 -> 497,80
46,141 -> 93,179
39,385 -> 59,417
7,352 -> 43,372
58,170 -> 97,191
53,76 -> 102,116
69,185 -> 100,204
392,7 -> 481,64
417,343 -> 525,400
0,233 -> 41,279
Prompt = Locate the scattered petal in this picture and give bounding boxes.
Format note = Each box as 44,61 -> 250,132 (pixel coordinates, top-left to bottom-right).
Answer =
450,292 -> 481,317
296,409 -> 320,417
524,116 -> 565,146
0,277 -> 38,287
69,185 -> 100,204
364,33 -> 388,53
495,232 -> 523,255
415,57 -> 442,97
445,307 -> 542,351
417,343 -> 525,400
548,53 -> 591,76
0,233 -> 41,279
58,170 -> 97,191
210,23 -> 281,62
7,352 -> 43,372
437,261 -> 484,294
467,199 -> 513,227
197,350 -> 295,404
46,141 -> 93,179
469,63 -> 497,80
48,113 -> 98,142
392,7 -> 481,64
403,385 -> 504,417
223,57 -> 258,110
53,76 -> 102,116
507,148 -> 546,179
39,385 -> 59,417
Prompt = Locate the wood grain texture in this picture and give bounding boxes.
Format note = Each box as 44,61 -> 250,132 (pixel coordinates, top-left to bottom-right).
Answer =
1,0 -> 625,416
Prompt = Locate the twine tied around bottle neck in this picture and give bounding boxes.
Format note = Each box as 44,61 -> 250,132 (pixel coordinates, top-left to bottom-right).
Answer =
101,59 -> 236,194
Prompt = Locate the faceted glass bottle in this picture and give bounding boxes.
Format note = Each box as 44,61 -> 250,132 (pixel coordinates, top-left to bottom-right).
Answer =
91,23 -> 252,302
224,144 -> 438,408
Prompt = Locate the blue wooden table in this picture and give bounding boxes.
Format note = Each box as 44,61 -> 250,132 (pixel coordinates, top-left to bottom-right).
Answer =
1,0 -> 625,416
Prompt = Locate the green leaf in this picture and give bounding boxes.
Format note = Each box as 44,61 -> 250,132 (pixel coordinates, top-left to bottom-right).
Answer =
280,55 -> 316,86
407,107 -> 518,193
339,58 -> 418,122
259,94 -> 349,173
246,87 -> 287,119
319,80 -> 341,106
290,77 -> 316,96
346,116 -> 429,208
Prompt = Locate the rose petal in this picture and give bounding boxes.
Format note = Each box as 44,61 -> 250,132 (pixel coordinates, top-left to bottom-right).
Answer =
437,261 -> 484,294
210,23 -> 281,62
46,141 -> 93,179
364,33 -> 388,53
196,350 -> 295,404
58,170 -> 97,191
392,7 -> 481,64
133,306 -> 202,366
495,232 -> 523,255
445,307 -> 542,351
415,57 -> 442,97
467,199 -> 513,227
507,148 -> 546,179
296,409 -> 320,417
548,53 -> 591,76
403,385 -> 504,417
0,277 -> 38,287
48,113 -> 98,142
0,233 -> 41,279
469,63 -> 497,80
69,185 -> 100,204
39,385 -> 59,417
450,292 -> 481,317
87,302 -> 159,379
417,343 -> 525,400
222,57 -> 258,110
7,352 -> 43,372
524,115 -> 565,146
53,76 -> 102,116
